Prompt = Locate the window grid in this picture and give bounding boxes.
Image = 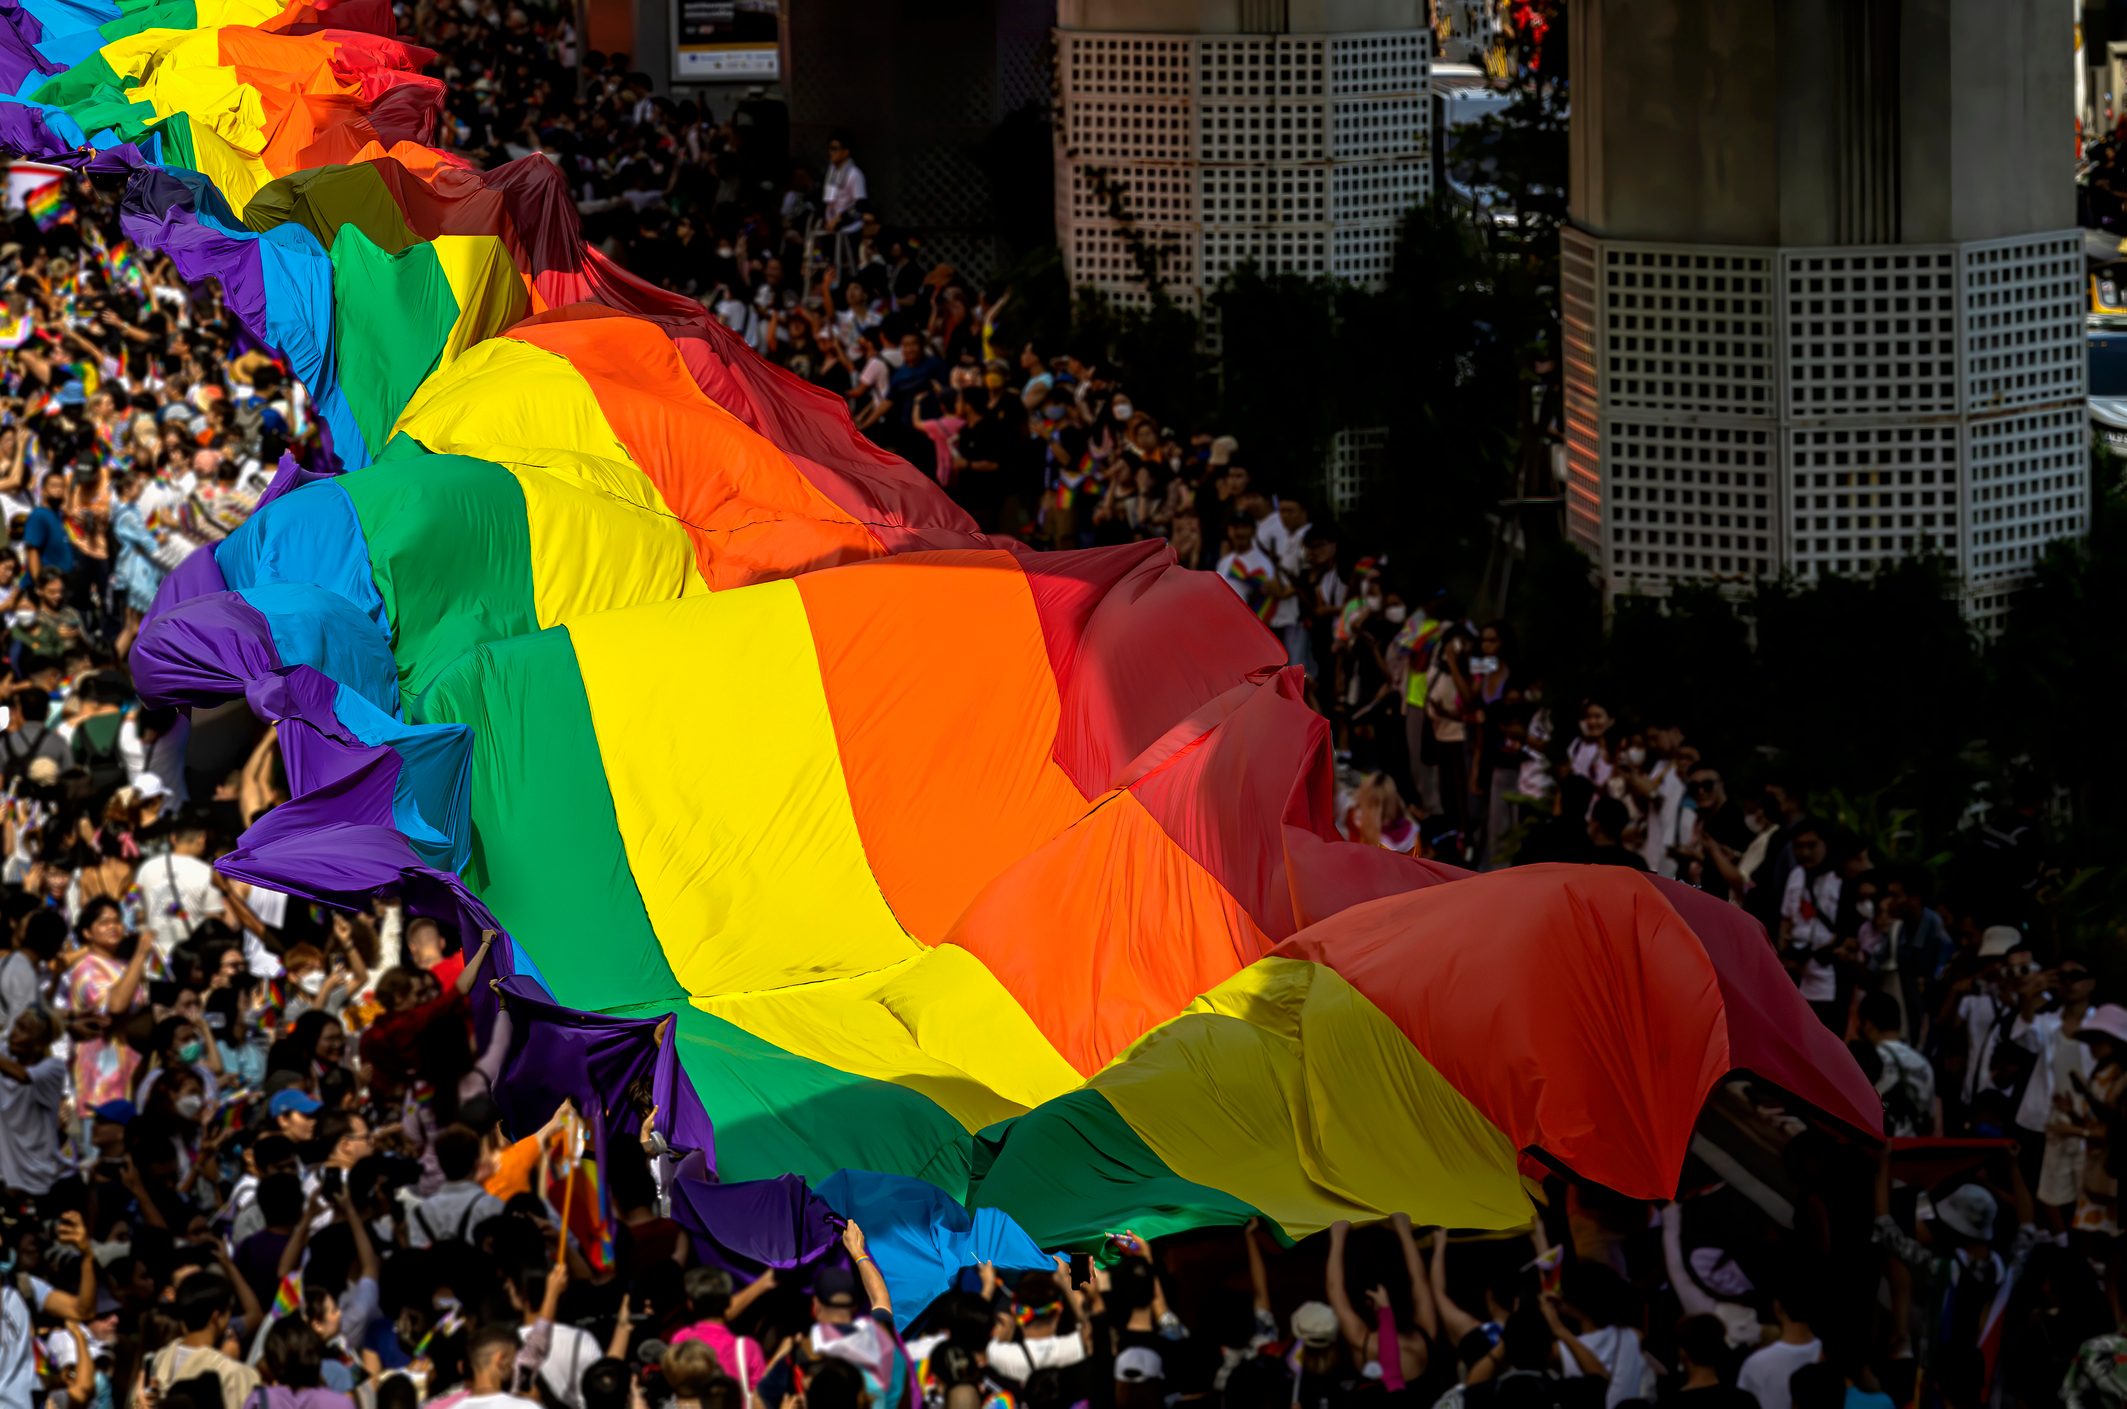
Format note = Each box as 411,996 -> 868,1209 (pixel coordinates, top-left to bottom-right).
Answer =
1055,28 -> 1426,302
1604,421 -> 1777,583
1600,247 -> 1774,416
1785,425 -> 1961,578
1560,229 -> 1604,559
1966,407 -> 2088,580
1783,249 -> 1959,417
1960,234 -> 2084,412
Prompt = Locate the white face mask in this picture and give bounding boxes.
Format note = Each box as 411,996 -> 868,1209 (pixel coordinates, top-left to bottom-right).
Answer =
1111,401 -> 1132,422
1856,899 -> 1876,921
1620,746 -> 1647,768
1744,812 -> 1772,835
1383,605 -> 1408,624
296,971 -> 325,996
175,1093 -> 204,1119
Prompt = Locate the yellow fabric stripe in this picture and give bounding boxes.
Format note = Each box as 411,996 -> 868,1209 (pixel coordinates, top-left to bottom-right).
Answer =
430,235 -> 530,367
391,335 -> 683,528
502,464 -> 708,630
694,944 -> 1084,1134
566,586 -> 920,999
195,0 -> 291,23
1094,956 -> 1529,1237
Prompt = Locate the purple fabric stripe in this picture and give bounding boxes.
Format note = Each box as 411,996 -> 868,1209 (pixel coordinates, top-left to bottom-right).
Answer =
129,589 -> 284,708
0,2 -> 59,93
142,541 -> 227,635
490,981 -> 718,1188
121,195 -> 269,338
667,1173 -> 840,1274
254,450 -> 339,511
0,105 -> 148,172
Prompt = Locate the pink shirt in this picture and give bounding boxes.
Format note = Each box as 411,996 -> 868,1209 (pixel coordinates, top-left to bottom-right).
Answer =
67,951 -> 142,1116
671,1320 -> 766,1392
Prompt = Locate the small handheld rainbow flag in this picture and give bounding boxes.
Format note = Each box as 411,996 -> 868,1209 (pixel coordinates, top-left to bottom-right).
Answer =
412,1307 -> 463,1358
544,1121 -> 618,1276
24,179 -> 69,232
272,1271 -> 303,1320
1525,1245 -> 1564,1296
0,312 -> 31,350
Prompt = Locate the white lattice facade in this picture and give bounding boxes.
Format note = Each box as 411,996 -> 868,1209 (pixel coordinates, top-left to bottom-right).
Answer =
1054,28 -> 1429,311
1563,227 -> 2088,627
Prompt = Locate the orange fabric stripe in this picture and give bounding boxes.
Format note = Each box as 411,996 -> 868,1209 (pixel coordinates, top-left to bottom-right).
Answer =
945,791 -> 1274,1077
796,551 -> 1093,944
505,316 -> 884,588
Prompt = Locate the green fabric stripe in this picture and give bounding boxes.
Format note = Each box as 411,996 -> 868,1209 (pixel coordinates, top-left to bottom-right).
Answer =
415,620 -> 678,1014
971,1089 -> 1261,1248
31,51 -> 120,105
156,111 -> 195,171
244,164 -> 420,252
328,227 -> 459,452
337,447 -> 541,707
98,0 -> 200,42
667,1005 -> 977,1199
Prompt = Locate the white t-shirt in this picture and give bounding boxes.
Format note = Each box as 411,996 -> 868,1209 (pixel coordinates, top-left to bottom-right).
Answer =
986,1333 -> 1088,1383
1556,1325 -> 1650,1408
519,1321 -> 600,1409
1637,760 -> 1687,876
1737,1336 -> 1821,1409
1215,547 -> 1280,620
1781,869 -> 1842,1001
0,1276 -> 57,1409
0,1055 -> 66,1195
456,1395 -> 543,1409
137,851 -> 224,957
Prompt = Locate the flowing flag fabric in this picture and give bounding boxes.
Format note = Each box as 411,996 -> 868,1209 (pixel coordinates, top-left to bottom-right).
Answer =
10,0 -> 1887,1257
814,1169 -> 1053,1333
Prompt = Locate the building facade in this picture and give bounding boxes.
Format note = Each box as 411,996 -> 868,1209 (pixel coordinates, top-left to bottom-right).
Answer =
1053,0 -> 1432,311
1564,0 -> 2088,627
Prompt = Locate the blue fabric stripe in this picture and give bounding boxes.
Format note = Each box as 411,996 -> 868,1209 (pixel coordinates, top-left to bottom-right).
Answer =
232,582 -> 398,716
252,220 -> 370,468
215,478 -> 388,639
329,681 -> 471,873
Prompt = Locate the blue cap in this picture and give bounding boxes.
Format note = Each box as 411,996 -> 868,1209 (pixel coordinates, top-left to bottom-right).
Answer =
267,1089 -> 321,1118
91,1099 -> 135,1125
53,381 -> 85,408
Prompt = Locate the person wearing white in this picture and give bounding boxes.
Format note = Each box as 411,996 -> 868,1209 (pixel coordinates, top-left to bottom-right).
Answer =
137,844 -> 225,958
1737,1300 -> 1822,1409
822,134 -> 868,231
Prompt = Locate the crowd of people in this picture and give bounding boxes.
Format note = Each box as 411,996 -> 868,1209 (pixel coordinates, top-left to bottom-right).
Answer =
0,5 -> 2118,1409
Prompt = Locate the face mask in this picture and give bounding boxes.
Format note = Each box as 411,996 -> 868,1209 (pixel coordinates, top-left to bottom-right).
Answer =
1363,589 -> 1383,608
296,971 -> 325,996
1042,405 -> 1065,423
1111,401 -> 1132,421
1856,899 -> 1876,921
1620,747 -> 1647,768
1384,605 -> 1408,624
1744,812 -> 1772,836
716,245 -> 734,259
176,1039 -> 204,1064
175,1093 -> 204,1119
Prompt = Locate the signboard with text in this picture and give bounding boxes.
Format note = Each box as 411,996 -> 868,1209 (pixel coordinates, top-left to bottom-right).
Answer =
672,0 -> 779,81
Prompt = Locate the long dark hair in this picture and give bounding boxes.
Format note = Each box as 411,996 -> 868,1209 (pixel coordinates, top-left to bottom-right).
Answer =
260,1317 -> 326,1388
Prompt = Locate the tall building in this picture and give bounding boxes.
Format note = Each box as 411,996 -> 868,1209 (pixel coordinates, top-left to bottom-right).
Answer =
1564,0 -> 2088,627
1053,0 -> 1432,312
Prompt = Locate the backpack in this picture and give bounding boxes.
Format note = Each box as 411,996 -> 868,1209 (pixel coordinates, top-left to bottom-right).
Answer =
72,716 -> 127,801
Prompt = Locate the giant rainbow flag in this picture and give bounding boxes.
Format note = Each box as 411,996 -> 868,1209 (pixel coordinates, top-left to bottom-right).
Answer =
0,0 -> 1882,1249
